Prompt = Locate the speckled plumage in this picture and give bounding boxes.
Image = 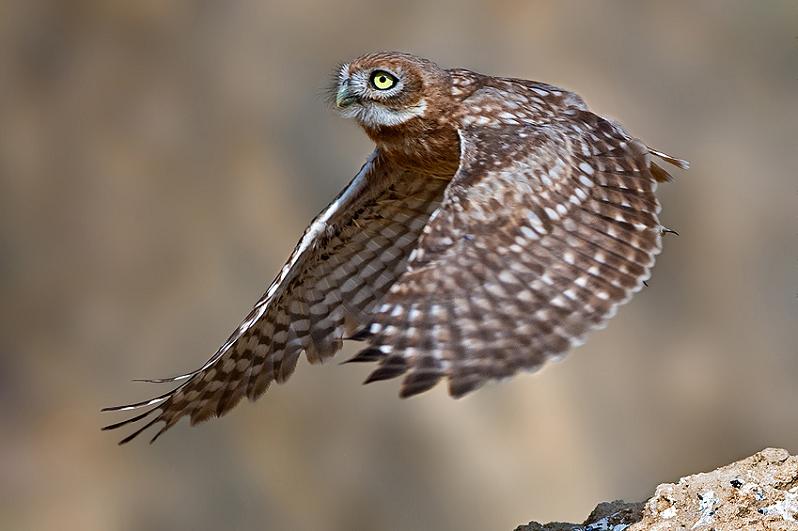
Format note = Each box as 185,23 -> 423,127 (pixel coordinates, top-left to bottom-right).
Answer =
104,52 -> 687,443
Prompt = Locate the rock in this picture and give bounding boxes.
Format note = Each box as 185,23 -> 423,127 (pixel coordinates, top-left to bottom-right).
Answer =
515,448 -> 798,531
514,500 -> 644,531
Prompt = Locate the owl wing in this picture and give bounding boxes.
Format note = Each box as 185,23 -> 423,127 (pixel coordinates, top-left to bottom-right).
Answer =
356,112 -> 687,398
103,151 -> 448,443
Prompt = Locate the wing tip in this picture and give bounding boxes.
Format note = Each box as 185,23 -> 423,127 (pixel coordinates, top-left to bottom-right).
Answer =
131,373 -> 195,384
341,347 -> 387,365
649,148 -> 690,170
117,415 -> 163,445
102,386 -> 180,444
100,394 -> 169,413
101,408 -> 155,432
363,355 -> 409,384
101,404 -> 166,445
344,327 -> 375,342
398,371 -> 444,398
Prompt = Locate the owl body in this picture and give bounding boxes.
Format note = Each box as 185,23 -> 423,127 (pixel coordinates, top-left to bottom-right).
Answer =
104,52 -> 686,443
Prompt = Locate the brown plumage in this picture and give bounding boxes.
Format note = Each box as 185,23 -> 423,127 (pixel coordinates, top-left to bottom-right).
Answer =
103,51 -> 687,443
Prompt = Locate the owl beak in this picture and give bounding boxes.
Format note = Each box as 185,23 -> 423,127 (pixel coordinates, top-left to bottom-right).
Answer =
336,82 -> 359,108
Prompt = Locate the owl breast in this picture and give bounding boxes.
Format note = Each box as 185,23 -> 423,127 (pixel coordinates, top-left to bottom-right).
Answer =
366,118 -> 462,177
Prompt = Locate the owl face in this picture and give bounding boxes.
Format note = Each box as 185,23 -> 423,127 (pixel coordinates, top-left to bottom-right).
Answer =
333,52 -> 445,129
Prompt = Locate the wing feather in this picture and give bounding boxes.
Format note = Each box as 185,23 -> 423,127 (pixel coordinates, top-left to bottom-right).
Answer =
357,108 -> 685,398
103,151 -> 449,443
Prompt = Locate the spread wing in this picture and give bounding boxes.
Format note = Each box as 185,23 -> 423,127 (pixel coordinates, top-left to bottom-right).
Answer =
356,111 -> 687,398
103,151 -> 448,443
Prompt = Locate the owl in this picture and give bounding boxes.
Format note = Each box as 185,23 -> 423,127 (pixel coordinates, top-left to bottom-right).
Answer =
103,52 -> 687,444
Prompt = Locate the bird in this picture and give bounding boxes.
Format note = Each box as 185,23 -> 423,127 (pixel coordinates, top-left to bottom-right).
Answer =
103,51 -> 687,444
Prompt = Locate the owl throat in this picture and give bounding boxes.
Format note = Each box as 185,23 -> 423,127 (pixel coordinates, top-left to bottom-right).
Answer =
363,119 -> 462,178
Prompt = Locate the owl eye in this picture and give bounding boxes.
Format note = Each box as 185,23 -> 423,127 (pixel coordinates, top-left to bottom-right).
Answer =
370,70 -> 397,90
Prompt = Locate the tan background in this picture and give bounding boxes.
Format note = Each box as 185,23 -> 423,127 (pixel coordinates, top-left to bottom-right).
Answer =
1,1 -> 796,530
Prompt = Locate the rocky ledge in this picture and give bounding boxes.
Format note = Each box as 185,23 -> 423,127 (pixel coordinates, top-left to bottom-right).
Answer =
515,448 -> 798,531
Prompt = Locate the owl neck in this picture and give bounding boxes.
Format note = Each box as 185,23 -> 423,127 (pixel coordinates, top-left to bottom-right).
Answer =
364,119 -> 461,177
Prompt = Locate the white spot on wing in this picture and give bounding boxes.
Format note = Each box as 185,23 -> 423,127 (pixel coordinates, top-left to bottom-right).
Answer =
578,161 -> 595,175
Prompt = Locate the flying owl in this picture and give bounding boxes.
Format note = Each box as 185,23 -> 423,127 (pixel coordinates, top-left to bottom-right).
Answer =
103,51 -> 687,444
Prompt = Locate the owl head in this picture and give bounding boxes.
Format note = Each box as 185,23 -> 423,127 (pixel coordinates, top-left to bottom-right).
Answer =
331,52 -> 450,130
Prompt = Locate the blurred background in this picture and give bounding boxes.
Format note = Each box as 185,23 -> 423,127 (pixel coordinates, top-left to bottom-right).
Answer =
1,1 -> 796,530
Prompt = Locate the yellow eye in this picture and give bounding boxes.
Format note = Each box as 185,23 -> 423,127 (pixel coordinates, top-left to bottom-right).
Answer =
370,70 -> 397,90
